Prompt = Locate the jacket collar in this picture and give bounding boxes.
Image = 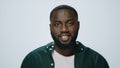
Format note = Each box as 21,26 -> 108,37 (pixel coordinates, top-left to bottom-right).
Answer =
46,41 -> 86,55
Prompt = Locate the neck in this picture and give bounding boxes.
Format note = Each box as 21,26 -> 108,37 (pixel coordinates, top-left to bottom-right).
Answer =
54,45 -> 76,56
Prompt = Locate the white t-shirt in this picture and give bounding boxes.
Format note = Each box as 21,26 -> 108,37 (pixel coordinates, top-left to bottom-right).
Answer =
52,50 -> 74,68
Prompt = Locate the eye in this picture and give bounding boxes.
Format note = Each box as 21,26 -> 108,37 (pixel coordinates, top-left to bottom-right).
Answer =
53,21 -> 61,27
67,21 -> 74,26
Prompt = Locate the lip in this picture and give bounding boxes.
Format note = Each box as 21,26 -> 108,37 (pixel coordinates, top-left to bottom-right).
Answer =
58,33 -> 71,37
58,33 -> 71,42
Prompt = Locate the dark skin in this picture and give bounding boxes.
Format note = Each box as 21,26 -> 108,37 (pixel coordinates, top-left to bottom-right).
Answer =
50,9 -> 80,56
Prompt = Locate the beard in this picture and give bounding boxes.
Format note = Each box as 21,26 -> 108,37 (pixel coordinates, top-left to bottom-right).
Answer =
51,30 -> 79,50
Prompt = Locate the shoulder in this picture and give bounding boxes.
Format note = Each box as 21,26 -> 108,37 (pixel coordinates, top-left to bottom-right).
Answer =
84,45 -> 106,61
77,41 -> 109,68
21,42 -> 54,68
87,47 -> 109,67
27,42 -> 53,57
22,42 -> 53,62
76,41 -> 106,58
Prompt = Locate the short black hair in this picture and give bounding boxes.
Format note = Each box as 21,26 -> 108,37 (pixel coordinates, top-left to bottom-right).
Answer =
50,5 -> 78,21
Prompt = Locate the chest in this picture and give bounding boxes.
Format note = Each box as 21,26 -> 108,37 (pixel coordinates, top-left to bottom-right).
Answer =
53,51 -> 74,68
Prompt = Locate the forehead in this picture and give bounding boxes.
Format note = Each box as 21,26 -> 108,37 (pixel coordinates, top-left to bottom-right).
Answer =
51,9 -> 76,20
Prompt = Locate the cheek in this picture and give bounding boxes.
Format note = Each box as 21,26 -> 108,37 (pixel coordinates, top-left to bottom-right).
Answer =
69,26 -> 78,35
51,27 -> 60,36
69,26 -> 77,32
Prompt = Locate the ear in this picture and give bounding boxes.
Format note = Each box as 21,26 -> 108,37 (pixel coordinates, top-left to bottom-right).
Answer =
77,21 -> 80,30
49,23 -> 51,29
49,23 -> 52,31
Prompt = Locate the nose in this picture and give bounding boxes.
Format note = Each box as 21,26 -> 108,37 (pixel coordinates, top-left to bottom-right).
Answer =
61,24 -> 68,32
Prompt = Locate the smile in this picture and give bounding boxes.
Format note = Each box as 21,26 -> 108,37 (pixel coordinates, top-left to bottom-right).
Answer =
59,33 -> 71,42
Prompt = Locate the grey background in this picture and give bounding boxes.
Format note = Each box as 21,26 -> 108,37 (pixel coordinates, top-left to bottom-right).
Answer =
0,0 -> 120,68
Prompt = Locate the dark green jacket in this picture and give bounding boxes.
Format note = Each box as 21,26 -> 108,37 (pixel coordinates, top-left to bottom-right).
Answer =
21,41 -> 109,68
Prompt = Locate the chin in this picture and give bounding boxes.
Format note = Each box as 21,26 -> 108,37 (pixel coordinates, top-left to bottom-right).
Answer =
60,41 -> 71,45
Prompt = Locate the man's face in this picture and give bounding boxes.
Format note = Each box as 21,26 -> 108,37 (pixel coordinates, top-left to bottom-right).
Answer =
50,9 -> 79,50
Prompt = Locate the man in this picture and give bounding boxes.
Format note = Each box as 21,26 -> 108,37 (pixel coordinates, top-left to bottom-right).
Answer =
21,5 -> 109,68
